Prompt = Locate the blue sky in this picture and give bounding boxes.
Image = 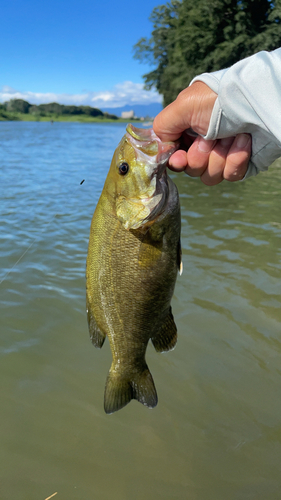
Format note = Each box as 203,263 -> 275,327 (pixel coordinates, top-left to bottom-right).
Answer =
1,0 -> 163,108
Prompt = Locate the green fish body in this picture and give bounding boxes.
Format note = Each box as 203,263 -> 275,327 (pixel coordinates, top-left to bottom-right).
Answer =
86,125 -> 181,414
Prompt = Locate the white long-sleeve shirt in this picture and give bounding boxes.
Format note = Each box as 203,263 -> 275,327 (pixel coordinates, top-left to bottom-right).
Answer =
191,48 -> 281,178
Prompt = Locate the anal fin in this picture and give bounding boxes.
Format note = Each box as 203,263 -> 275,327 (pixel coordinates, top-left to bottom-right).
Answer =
151,307 -> 177,352
86,297 -> 106,348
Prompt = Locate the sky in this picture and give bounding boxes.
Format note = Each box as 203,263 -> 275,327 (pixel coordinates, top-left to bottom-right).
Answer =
0,0 -> 163,108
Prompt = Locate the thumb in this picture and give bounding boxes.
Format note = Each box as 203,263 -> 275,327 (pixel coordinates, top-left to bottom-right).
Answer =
153,99 -> 191,142
153,82 -> 217,142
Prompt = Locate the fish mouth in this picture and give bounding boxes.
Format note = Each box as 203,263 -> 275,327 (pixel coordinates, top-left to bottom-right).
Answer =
126,123 -> 179,163
126,124 -> 179,223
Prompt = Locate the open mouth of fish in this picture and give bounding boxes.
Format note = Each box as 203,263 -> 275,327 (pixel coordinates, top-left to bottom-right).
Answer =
126,124 -> 179,224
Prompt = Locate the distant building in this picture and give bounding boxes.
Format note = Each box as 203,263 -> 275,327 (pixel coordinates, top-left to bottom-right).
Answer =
121,110 -> 135,119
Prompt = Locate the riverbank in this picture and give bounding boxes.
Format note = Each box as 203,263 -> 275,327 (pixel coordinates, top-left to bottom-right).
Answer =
0,111 -> 140,123
0,99 -> 143,123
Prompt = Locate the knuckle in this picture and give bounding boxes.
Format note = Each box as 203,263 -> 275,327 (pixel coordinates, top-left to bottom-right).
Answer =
225,171 -> 245,182
224,152 -> 250,181
175,91 -> 187,106
224,164 -> 247,181
176,87 -> 189,101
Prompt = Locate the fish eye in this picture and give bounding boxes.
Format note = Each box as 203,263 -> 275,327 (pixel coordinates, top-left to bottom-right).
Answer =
118,162 -> 129,175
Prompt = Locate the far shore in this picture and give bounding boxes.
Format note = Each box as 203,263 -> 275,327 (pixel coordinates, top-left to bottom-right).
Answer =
0,99 -> 155,124
0,113 -> 143,123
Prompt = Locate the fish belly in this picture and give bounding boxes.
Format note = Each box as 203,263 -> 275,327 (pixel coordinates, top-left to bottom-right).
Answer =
86,183 -> 180,413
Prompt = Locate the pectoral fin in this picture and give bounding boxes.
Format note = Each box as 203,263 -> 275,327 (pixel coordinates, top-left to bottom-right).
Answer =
86,296 -> 106,348
151,307 -> 177,352
116,197 -> 150,230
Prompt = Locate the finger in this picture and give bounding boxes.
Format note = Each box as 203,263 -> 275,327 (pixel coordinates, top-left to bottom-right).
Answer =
200,137 -> 235,186
184,136 -> 216,177
168,150 -> 189,171
153,100 -> 190,142
153,82 -> 217,142
223,134 -> 251,181
168,134 -> 194,171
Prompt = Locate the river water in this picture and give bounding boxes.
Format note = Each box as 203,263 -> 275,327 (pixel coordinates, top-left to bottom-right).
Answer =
1,121 -> 281,500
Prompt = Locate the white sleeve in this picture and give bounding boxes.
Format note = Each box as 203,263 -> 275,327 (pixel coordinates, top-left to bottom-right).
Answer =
190,49 -> 281,179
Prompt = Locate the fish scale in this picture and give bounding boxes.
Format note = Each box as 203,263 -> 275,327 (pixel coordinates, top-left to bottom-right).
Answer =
86,124 -> 181,414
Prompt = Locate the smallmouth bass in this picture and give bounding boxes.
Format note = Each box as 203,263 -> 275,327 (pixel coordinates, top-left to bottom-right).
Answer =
86,124 -> 181,414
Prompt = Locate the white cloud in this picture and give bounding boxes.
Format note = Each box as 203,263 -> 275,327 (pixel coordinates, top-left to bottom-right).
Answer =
0,81 -> 162,108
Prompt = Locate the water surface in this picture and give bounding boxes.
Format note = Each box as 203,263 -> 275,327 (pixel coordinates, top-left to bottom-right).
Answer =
1,122 -> 281,499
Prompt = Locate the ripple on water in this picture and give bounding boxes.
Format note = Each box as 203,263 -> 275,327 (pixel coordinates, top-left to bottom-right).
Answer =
1,122 -> 281,499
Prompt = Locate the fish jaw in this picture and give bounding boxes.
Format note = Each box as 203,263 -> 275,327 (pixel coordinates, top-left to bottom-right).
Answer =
126,123 -> 179,171
118,124 -> 179,229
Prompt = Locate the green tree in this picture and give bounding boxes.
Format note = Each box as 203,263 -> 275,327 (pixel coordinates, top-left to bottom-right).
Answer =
134,0 -> 281,106
29,102 -> 62,115
5,99 -> 31,113
79,106 -> 104,117
28,102 -> 108,117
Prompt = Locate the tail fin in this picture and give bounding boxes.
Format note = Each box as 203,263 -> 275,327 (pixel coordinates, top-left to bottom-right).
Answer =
104,364 -> 158,414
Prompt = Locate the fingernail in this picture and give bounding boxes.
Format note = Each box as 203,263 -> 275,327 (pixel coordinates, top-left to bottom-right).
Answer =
236,133 -> 250,148
197,137 -> 214,153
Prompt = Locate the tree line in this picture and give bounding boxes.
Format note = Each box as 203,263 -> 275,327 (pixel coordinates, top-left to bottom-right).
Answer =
134,0 -> 281,106
0,99 -> 118,119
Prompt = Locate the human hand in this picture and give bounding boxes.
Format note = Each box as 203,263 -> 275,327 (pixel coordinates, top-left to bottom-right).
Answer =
153,82 -> 252,185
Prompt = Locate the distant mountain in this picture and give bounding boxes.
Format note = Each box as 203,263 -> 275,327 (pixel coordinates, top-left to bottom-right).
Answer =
100,103 -> 163,118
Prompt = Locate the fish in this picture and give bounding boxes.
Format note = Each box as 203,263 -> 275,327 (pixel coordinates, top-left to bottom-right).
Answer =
86,124 -> 181,414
